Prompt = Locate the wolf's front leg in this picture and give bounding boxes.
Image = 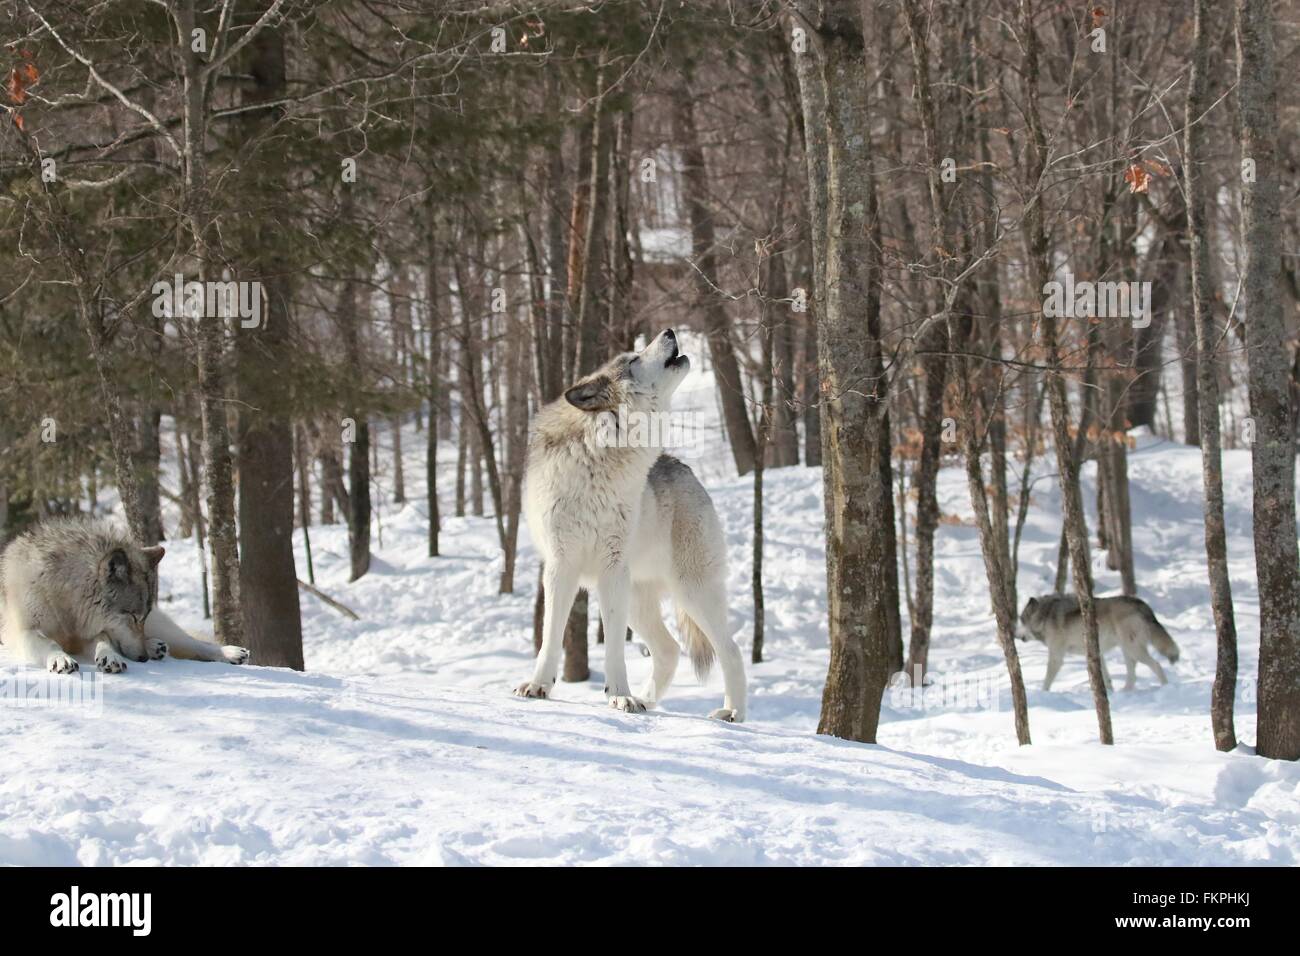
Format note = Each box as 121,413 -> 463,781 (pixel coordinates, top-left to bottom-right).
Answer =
598,568 -> 643,713
8,624 -> 78,674
1042,644 -> 1065,692
93,635 -> 131,674
516,562 -> 578,700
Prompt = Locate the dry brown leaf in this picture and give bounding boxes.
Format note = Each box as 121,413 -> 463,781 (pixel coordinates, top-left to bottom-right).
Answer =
1123,164 -> 1150,194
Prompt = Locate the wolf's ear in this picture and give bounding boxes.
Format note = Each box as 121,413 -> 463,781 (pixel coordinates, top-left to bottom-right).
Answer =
142,545 -> 165,568
1026,597 -> 1038,611
106,549 -> 131,583
565,375 -> 615,412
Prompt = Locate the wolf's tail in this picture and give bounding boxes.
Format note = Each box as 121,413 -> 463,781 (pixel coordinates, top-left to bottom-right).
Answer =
676,611 -> 715,681
1137,603 -> 1180,662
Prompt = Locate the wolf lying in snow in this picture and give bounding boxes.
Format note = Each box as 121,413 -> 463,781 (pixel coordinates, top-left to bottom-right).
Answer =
0,517 -> 249,673
516,328 -> 747,721
1017,593 -> 1180,692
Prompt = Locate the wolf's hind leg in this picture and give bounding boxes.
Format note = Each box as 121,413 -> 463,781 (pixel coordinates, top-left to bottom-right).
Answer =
9,625 -> 78,674
629,585 -> 678,704
1122,648 -> 1137,691
673,583 -> 746,722
1130,640 -> 1166,685
145,609 -> 249,664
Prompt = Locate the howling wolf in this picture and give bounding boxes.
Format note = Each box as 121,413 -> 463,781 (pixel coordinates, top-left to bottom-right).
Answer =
0,516 -> 249,673
516,328 -> 747,721
1018,593 -> 1180,692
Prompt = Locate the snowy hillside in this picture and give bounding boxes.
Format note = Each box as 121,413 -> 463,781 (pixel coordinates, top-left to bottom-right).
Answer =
1,351 -> 1297,866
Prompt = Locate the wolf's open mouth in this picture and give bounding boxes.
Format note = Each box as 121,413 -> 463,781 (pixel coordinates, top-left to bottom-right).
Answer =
666,352 -> 688,369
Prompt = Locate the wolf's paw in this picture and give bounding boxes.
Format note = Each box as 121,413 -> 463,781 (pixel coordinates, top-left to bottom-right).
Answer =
708,708 -> 741,723
146,638 -> 169,660
609,695 -> 647,714
221,645 -> 250,665
95,648 -> 128,674
514,681 -> 550,699
47,652 -> 79,675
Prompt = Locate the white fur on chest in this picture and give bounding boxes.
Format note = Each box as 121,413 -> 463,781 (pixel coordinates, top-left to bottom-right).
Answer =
524,435 -> 657,582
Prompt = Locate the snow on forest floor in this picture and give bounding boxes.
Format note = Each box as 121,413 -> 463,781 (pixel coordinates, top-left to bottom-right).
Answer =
1,354 -> 1298,866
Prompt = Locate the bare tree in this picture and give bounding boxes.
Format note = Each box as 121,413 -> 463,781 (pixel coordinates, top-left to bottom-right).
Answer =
673,76 -> 759,477
1236,0 -> 1300,760
791,0 -> 898,743
1019,0 -> 1112,744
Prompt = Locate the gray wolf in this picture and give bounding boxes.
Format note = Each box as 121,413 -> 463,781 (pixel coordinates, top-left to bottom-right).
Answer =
516,328 -> 747,721
0,516 -> 250,673
1017,593 -> 1180,691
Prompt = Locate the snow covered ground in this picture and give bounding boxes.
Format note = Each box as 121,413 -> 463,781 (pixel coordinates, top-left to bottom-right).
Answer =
1,347 -> 1297,866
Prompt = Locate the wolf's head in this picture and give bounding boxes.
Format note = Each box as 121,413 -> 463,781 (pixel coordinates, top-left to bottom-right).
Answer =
1017,596 -> 1045,643
99,543 -> 165,661
563,328 -> 690,417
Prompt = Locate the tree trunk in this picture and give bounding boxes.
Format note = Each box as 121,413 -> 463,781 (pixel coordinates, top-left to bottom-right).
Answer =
234,13 -> 303,670
452,256 -> 510,591
793,0 -> 897,743
425,201 -> 443,558
1237,0 -> 1300,759
316,433 -> 348,526
175,419 -> 194,539
1187,0 -> 1237,752
175,0 -> 242,647
296,425 -> 315,586
789,30 -> 827,476
563,590 -> 590,682
575,68 -> 611,377
390,270 -> 410,505
753,252 -> 777,665
801,299 -> 822,468
455,385 -> 468,517
1175,302 -> 1202,445
1022,0 -> 1112,744
673,79 -> 758,477
499,290 -> 529,595
196,311 -> 241,644
348,421 -> 371,581
957,337 -> 1032,744
132,408 -> 164,544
